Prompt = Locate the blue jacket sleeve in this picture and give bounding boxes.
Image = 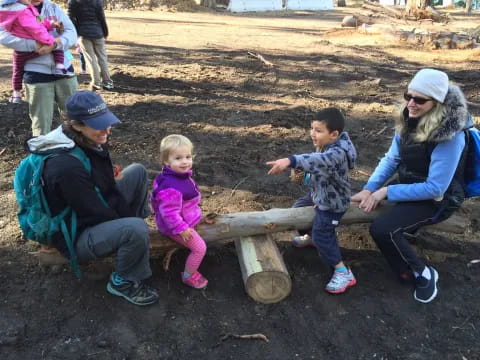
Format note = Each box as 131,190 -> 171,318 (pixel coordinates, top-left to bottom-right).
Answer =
386,131 -> 466,201
364,134 -> 401,192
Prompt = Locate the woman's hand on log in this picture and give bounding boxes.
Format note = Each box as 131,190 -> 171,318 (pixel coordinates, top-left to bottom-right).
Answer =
266,158 -> 291,175
351,189 -> 372,208
180,228 -> 193,242
359,187 -> 387,213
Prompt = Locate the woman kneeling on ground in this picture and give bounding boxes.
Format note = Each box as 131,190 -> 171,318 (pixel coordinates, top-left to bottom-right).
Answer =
27,90 -> 159,306
351,68 -> 472,304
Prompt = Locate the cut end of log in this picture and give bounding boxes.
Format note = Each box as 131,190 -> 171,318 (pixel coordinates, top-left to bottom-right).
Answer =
245,271 -> 292,304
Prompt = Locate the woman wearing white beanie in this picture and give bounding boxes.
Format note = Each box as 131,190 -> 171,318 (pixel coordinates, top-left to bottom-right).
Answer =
352,68 -> 473,303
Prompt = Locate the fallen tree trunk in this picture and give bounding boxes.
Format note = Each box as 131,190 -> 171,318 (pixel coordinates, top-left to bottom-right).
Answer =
149,202 -> 468,251
34,202 -> 470,266
362,1 -> 404,19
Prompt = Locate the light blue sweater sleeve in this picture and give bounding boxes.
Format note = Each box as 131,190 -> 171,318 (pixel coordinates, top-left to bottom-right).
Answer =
0,24 -> 36,52
364,135 -> 401,192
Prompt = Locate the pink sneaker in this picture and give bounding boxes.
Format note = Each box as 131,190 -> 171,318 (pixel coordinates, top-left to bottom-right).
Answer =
182,271 -> 208,289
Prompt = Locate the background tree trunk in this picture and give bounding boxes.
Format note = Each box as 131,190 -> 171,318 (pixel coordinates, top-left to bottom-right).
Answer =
406,0 -> 432,11
201,0 -> 216,8
465,0 -> 473,13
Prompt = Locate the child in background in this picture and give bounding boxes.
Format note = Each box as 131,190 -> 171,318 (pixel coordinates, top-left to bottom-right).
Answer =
0,0 -> 73,103
75,41 -> 86,74
151,135 -> 208,289
266,108 -> 358,294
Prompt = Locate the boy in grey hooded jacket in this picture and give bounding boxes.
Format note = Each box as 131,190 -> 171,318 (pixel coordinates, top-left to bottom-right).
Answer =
267,108 -> 358,294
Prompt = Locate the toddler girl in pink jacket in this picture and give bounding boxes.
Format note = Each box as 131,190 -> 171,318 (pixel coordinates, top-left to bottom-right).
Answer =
0,0 -> 72,103
151,134 -> 208,289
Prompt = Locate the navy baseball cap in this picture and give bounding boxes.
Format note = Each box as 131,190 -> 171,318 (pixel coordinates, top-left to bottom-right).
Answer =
66,90 -> 120,130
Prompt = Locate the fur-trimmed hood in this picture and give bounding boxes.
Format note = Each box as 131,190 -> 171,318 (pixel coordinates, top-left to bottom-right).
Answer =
396,84 -> 469,143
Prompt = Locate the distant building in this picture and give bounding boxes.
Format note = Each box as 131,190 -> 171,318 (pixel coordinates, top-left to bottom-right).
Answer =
228,0 -> 334,12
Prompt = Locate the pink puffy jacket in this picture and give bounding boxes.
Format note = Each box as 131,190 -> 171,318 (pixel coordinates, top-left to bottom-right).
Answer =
151,187 -> 202,236
0,4 -> 55,45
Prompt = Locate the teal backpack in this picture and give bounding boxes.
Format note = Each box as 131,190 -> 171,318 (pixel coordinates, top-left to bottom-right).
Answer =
14,146 -> 105,278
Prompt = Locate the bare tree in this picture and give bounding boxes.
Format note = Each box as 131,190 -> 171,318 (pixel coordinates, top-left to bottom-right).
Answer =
465,0 -> 473,14
201,0 -> 216,8
406,0 -> 432,11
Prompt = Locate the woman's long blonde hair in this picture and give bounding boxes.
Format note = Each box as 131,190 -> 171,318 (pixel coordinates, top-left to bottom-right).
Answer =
160,134 -> 193,165
395,101 -> 447,142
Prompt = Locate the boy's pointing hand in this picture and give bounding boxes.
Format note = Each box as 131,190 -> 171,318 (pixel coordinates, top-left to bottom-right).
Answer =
266,158 -> 291,175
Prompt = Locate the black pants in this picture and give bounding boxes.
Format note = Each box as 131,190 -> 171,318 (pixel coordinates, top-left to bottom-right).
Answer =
369,201 -> 449,275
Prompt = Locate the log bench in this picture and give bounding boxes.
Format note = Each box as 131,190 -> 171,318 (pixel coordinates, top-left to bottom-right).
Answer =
32,201 -> 477,303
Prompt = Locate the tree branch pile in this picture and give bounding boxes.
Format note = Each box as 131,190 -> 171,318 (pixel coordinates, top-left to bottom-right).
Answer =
361,1 -> 449,23
357,23 -> 479,50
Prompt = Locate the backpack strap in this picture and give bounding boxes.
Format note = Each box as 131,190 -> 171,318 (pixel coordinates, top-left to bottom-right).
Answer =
68,147 -> 109,207
52,146 -> 110,278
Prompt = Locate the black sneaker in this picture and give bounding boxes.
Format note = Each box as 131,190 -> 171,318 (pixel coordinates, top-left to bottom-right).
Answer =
413,266 -> 438,303
106,275 -> 159,306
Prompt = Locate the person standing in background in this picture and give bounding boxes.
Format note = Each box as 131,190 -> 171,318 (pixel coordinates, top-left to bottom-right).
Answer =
68,0 -> 113,91
0,0 -> 78,136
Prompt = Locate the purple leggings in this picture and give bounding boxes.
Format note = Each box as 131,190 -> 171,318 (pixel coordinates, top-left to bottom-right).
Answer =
170,229 -> 207,273
12,50 -> 64,91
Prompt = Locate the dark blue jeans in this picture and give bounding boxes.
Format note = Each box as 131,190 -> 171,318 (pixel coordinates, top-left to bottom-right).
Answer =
312,208 -> 345,267
369,201 -> 448,275
293,193 -> 345,267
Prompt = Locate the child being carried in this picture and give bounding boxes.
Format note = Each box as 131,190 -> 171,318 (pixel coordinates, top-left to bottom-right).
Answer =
0,0 -> 73,103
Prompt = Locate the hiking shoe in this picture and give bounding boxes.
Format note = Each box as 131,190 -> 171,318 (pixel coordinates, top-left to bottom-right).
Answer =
102,80 -> 114,90
292,234 -> 315,248
9,96 -> 22,104
413,266 -> 439,303
182,271 -> 208,289
89,84 -> 102,91
325,268 -> 357,294
106,275 -> 159,306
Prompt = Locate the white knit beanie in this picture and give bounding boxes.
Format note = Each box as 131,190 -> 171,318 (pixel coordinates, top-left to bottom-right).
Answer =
408,69 -> 449,103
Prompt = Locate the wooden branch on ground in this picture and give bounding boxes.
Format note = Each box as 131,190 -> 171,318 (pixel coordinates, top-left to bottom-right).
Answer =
247,51 -> 275,67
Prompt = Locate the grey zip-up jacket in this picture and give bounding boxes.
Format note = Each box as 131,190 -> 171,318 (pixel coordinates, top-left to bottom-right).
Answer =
0,0 -> 77,74
289,132 -> 357,213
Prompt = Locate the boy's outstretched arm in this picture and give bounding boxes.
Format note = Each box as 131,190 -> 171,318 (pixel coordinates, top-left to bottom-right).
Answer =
266,158 -> 291,175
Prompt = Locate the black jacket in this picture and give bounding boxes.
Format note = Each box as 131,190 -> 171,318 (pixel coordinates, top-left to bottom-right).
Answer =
68,0 -> 108,39
398,119 -> 468,216
42,144 -> 133,254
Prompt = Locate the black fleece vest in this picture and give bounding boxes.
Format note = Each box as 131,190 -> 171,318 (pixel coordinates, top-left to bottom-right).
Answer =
398,130 -> 467,213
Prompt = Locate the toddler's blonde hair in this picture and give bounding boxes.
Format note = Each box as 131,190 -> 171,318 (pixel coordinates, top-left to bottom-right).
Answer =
160,134 -> 193,165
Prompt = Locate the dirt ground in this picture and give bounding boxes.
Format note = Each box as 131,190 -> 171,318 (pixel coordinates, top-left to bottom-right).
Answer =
1,6 -> 480,360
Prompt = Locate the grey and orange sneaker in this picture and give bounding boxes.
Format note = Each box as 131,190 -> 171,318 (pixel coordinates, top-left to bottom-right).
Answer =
325,268 -> 357,294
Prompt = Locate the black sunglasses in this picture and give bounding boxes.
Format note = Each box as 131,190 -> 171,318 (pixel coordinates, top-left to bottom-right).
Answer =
403,93 -> 434,105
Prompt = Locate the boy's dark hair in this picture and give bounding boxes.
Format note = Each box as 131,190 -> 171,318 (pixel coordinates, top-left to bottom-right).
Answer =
314,108 -> 345,133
